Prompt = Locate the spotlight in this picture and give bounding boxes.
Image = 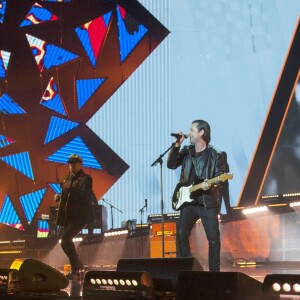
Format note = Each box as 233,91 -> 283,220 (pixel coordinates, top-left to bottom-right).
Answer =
262,274 -> 300,299
83,270 -> 154,299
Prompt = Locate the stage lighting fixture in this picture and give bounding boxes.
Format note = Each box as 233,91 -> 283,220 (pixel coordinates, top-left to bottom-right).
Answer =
83,270 -> 154,299
242,206 -> 268,216
0,240 -> 25,254
103,229 -> 128,237
261,274 -> 300,299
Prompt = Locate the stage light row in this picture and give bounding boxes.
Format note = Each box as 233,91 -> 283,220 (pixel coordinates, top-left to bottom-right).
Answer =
242,206 -> 268,215
262,274 -> 300,298
272,282 -> 300,293
89,277 -> 139,287
103,229 -> 128,237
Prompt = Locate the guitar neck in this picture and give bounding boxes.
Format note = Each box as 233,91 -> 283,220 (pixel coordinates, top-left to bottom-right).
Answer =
190,176 -> 222,193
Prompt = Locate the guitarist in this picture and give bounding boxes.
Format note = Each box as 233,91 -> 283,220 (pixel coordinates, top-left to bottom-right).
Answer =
54,154 -> 97,280
167,120 -> 226,271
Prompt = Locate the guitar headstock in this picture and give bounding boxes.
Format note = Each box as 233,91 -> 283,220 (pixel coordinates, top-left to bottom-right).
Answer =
219,173 -> 233,182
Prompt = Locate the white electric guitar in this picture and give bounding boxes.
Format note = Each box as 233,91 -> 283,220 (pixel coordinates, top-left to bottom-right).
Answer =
172,173 -> 233,211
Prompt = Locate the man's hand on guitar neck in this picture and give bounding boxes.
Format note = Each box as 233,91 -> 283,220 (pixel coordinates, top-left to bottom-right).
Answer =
202,179 -> 211,191
54,193 -> 61,202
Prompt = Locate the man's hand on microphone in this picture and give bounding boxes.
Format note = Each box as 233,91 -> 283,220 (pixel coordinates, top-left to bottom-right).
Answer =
175,131 -> 185,147
62,173 -> 75,190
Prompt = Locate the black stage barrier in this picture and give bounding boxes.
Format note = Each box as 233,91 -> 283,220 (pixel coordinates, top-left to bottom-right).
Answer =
177,271 -> 262,300
117,257 -> 203,294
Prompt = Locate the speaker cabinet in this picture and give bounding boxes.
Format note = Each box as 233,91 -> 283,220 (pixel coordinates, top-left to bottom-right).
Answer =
117,257 -> 203,292
150,235 -> 176,258
177,271 -> 262,300
10,258 -> 69,292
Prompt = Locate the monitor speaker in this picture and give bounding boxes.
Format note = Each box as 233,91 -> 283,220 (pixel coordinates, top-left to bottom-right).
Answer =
10,258 -> 69,292
177,271 -> 262,300
117,257 -> 203,292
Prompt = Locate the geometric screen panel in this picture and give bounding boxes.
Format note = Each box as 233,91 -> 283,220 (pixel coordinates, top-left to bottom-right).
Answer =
20,188 -> 46,223
44,116 -> 80,144
0,50 -> 11,78
26,34 -> 79,72
76,78 -> 106,110
49,183 -> 62,194
20,3 -> 58,27
40,77 -> 67,116
116,5 -> 148,62
238,20 -> 300,206
0,1 -> 6,24
0,93 -> 26,115
0,0 -> 168,237
75,12 -> 112,67
46,136 -> 103,170
37,219 -> 49,238
0,152 -> 34,180
0,135 -> 15,148
0,195 -> 22,230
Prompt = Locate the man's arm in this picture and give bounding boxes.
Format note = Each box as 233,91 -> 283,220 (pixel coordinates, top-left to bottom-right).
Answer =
167,146 -> 183,169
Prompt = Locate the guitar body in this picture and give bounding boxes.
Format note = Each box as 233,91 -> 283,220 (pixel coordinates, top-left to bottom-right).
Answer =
172,173 -> 233,211
172,182 -> 198,211
56,190 -> 70,226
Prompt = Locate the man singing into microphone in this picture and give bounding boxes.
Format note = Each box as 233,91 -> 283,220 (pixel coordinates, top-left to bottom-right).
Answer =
54,154 -> 97,279
167,120 -> 226,271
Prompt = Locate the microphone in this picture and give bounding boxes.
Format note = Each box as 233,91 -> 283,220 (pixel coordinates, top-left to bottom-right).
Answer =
145,199 -> 147,211
170,133 -> 189,139
69,173 -> 75,182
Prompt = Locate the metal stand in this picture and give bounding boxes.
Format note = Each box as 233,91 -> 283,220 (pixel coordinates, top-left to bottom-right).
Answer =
101,198 -> 123,229
139,202 -> 147,226
151,142 -> 176,257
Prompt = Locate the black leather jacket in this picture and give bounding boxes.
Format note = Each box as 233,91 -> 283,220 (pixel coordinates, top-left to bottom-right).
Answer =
167,144 -> 226,208
63,169 -> 95,226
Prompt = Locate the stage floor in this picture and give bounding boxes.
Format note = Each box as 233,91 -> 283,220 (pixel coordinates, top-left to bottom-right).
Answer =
3,261 -> 300,299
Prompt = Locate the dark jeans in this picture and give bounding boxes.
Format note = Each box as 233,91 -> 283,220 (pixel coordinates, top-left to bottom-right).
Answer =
176,205 -> 220,271
61,223 -> 85,271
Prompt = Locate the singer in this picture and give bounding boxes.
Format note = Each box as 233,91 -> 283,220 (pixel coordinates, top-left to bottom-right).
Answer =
54,154 -> 97,280
167,120 -> 226,271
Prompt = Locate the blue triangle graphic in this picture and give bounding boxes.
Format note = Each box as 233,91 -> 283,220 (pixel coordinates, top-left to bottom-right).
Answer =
44,116 -> 80,144
49,183 -> 62,194
76,78 -> 105,110
0,1 -> 7,24
41,95 -> 67,115
116,5 -> 148,62
20,189 -> 46,223
40,78 -> 67,116
0,152 -> 34,180
0,195 -> 21,226
0,134 -> 15,148
0,93 -> 26,115
46,136 -> 102,170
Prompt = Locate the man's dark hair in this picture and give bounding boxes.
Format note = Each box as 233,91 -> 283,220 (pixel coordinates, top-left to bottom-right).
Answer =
192,120 -> 211,143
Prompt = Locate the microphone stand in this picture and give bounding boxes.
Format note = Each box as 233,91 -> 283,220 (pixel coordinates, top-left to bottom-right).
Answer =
139,203 -> 147,226
101,198 -> 123,229
151,141 -> 177,258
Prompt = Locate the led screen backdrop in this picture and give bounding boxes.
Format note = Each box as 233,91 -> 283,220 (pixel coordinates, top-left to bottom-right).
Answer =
0,0 -> 169,236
